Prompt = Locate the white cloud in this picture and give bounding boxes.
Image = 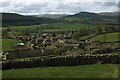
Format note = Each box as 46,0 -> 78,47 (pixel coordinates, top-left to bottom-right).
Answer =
0,0 -> 119,15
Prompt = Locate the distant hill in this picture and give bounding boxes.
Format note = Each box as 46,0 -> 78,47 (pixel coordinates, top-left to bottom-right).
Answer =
65,12 -> 117,19
64,12 -> 118,25
1,13 -> 41,26
1,13 -> 64,27
37,14 -> 68,18
1,12 -> 118,27
66,12 -> 102,18
99,12 -> 118,16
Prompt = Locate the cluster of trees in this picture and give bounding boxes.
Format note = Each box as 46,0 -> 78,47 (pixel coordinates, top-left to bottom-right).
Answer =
96,25 -> 119,34
7,49 -> 43,59
2,54 -> 119,70
2,23 -> 118,37
6,44 -> 75,60
92,46 -> 120,54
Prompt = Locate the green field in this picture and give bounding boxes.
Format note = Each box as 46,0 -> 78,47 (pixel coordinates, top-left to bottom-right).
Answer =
79,32 -> 119,42
5,23 -> 96,35
80,34 -> 97,40
90,32 -> 119,42
1,38 -> 19,51
2,64 -> 118,78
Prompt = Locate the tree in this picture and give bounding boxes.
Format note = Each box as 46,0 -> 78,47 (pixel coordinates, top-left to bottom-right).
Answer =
97,26 -> 103,34
22,29 -> 30,36
2,29 -> 8,37
72,32 -> 80,40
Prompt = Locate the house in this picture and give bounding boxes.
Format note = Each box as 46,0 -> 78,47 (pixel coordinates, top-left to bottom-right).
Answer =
15,43 -> 26,50
42,38 -> 52,47
1,52 -> 9,60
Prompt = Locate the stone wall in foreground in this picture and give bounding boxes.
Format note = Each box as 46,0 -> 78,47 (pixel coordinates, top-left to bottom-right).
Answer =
2,54 -> 119,70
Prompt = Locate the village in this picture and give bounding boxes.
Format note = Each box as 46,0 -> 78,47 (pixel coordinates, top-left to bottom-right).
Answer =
1,30 -> 119,62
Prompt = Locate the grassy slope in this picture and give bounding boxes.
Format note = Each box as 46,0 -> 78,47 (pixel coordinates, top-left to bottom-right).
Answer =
8,23 -> 95,34
2,64 -> 118,78
90,32 -> 119,42
80,34 -> 97,40
1,38 -> 19,51
79,32 -> 119,42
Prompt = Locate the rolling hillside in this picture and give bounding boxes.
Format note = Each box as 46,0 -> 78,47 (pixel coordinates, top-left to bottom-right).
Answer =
80,32 -> 119,42
1,13 -> 64,27
90,32 -> 119,42
64,12 -> 118,25
65,12 -> 118,20
1,12 -> 118,27
99,12 -> 118,16
2,13 -> 41,26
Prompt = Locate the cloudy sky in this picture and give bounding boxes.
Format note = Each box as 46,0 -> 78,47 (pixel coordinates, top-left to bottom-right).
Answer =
0,0 -> 119,15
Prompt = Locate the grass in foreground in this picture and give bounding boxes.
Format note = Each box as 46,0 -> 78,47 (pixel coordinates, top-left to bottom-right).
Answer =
2,64 -> 118,78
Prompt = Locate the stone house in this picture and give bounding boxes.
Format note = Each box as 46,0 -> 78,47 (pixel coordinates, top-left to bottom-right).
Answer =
15,43 -> 26,50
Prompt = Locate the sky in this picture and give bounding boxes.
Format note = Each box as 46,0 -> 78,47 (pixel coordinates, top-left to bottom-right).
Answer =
0,0 -> 119,15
